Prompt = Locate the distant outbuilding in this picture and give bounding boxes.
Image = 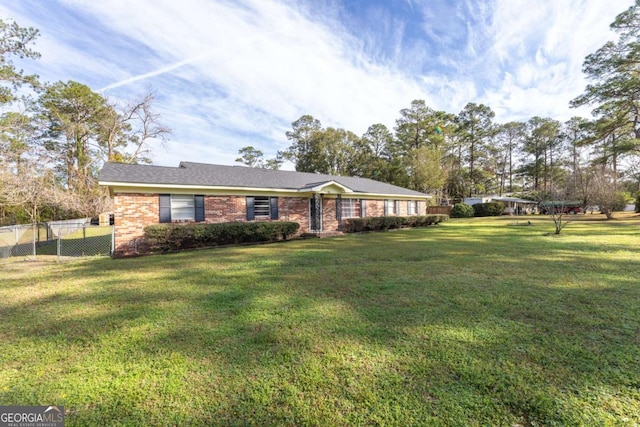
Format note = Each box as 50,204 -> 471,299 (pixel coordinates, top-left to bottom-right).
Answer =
463,196 -> 539,215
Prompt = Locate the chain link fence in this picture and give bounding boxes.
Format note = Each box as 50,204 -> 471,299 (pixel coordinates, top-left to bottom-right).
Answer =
0,220 -> 114,260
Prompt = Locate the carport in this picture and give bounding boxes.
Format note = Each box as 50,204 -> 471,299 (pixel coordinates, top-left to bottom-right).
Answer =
491,197 -> 539,215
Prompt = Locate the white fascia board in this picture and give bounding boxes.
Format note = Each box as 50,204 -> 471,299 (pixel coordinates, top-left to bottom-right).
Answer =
99,181 -> 303,194
324,193 -> 432,200
304,180 -> 354,193
99,181 -> 431,200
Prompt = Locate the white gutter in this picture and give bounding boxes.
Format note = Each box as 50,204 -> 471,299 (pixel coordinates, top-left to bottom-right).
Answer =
98,181 -> 431,200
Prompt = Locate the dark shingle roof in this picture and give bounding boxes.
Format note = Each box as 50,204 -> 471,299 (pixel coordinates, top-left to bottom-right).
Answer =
99,161 -> 429,197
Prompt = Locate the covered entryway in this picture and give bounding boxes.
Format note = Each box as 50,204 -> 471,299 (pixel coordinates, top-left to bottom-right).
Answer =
303,180 -> 356,234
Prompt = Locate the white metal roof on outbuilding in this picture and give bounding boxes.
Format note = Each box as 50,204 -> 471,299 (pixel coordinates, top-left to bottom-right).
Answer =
491,197 -> 538,204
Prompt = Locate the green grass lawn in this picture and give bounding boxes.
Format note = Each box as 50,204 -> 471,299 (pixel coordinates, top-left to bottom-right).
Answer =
1,214 -> 639,426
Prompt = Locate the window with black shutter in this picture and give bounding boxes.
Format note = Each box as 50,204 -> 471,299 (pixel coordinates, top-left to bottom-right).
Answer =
384,199 -> 399,216
408,200 -> 417,215
160,194 -> 203,223
339,199 -> 361,218
247,196 -> 278,220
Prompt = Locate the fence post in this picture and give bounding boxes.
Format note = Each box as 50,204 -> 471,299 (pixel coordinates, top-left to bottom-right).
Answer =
111,225 -> 115,256
14,225 -> 18,247
57,232 -> 61,262
32,223 -> 36,258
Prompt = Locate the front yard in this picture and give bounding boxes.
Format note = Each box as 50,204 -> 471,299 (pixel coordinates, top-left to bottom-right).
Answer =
1,214 -> 639,425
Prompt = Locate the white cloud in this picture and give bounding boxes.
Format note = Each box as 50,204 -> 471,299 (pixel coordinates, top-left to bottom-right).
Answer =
2,0 -> 636,167
479,0 -> 634,122
58,0 -> 432,155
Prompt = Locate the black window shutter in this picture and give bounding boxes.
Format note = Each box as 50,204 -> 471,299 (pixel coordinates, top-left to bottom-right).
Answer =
269,197 -> 279,220
246,197 -> 255,220
336,197 -> 342,222
195,195 -> 205,222
159,194 -> 171,223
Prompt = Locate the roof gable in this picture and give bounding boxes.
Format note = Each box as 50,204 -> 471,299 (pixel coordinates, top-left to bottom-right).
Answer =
299,181 -> 353,193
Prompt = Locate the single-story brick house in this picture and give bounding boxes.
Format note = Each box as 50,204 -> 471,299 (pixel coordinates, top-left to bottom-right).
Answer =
98,161 -> 431,255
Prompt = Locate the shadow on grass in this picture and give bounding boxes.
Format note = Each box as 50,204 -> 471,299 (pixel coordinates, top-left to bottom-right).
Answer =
1,220 -> 639,425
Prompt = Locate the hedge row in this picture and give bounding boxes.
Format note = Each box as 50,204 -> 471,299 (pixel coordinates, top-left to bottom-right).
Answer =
451,203 -> 474,218
144,221 -> 300,252
472,202 -> 505,217
341,215 -> 448,233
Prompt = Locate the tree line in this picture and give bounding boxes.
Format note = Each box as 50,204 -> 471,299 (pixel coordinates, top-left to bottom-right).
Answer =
238,3 -> 640,212
0,18 -> 169,225
3,3 -> 640,226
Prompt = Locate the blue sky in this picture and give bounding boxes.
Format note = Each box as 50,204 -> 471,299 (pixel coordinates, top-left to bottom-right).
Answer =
0,0 -> 632,168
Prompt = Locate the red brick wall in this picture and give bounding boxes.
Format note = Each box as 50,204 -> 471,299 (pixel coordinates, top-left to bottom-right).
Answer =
365,199 -> 384,217
113,193 -> 158,255
112,193 -> 428,255
280,197 -> 310,231
323,198 -> 338,231
113,193 -> 313,255
204,196 -> 245,222
361,199 -> 427,217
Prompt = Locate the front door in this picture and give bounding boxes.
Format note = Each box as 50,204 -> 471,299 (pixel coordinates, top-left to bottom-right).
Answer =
309,194 -> 322,232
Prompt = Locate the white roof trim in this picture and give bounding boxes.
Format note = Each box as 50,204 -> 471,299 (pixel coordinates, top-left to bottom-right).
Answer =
301,180 -> 354,193
98,181 -> 431,200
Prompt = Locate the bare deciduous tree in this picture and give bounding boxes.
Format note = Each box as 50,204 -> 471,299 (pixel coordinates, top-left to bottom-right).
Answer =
102,92 -> 170,164
537,188 -> 576,235
547,201 -> 573,235
589,167 -> 627,219
0,162 -> 58,223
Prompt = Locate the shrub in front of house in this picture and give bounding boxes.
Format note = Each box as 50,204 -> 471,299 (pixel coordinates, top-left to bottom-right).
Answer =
405,215 -> 449,227
341,215 -> 448,233
429,214 -> 449,225
450,203 -> 474,218
473,202 -> 505,217
144,221 -> 300,252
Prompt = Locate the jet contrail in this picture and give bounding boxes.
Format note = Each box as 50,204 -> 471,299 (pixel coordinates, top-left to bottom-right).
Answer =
99,53 -> 210,92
